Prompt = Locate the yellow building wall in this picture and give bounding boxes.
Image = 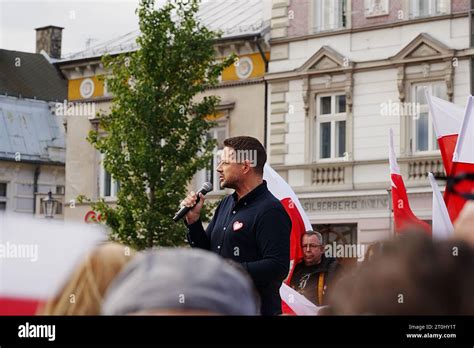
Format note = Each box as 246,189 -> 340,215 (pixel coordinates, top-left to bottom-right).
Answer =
222,52 -> 270,81
68,76 -> 105,100
67,51 -> 270,100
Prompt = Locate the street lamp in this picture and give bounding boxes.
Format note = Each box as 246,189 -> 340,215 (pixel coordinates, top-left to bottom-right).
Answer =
42,191 -> 58,219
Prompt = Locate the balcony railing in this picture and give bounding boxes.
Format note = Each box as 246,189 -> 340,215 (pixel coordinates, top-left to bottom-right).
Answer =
407,157 -> 444,180
312,164 -> 346,185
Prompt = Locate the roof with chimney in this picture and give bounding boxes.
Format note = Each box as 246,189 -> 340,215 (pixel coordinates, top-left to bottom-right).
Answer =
0,95 -> 65,164
60,0 -> 271,62
0,49 -> 67,102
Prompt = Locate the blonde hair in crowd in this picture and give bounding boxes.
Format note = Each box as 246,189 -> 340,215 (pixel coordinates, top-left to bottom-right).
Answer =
39,243 -> 136,315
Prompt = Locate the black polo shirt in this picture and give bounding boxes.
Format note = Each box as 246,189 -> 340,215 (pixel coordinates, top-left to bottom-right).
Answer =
186,181 -> 291,316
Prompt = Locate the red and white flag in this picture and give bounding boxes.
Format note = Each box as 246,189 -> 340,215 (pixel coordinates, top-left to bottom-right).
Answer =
389,129 -> 431,235
428,172 -> 454,240
263,163 -> 312,314
279,283 -> 322,316
0,214 -> 105,315
425,91 -> 464,176
446,95 -> 474,223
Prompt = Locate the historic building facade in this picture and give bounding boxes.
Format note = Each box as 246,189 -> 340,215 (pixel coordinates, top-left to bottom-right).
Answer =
0,26 -> 67,218
267,0 -> 472,246
56,0 -> 272,221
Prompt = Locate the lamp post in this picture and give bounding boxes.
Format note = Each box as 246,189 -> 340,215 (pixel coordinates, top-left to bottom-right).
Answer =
42,191 -> 58,219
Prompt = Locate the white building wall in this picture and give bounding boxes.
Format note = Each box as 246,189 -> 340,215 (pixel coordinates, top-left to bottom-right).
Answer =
0,162 -> 65,215
352,68 -> 400,163
270,17 -> 469,73
453,59 -> 471,106
285,79 -> 306,166
268,9 -> 471,245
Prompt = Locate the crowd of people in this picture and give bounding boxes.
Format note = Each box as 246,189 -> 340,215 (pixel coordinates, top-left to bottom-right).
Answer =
30,135 -> 474,316
33,200 -> 474,316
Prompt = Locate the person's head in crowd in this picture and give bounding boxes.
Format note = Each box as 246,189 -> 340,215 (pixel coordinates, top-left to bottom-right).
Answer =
363,241 -> 385,263
217,136 -> 267,190
39,243 -> 136,315
302,231 -> 325,266
454,201 -> 474,247
101,248 -> 261,315
329,232 -> 474,315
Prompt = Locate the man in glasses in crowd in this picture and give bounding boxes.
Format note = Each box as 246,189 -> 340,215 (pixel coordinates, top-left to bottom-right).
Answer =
289,231 -> 341,306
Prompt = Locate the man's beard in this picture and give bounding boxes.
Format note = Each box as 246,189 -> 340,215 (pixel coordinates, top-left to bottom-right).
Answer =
221,177 -> 238,190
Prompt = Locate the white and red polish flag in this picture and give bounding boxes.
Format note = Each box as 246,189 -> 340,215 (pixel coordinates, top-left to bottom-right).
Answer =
428,172 -> 454,240
279,283 -> 322,316
263,163 -> 312,314
425,90 -> 464,176
445,95 -> 474,223
389,129 -> 431,235
0,214 -> 105,315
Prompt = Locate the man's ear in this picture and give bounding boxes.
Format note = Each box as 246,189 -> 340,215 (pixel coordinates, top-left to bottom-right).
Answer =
241,160 -> 252,175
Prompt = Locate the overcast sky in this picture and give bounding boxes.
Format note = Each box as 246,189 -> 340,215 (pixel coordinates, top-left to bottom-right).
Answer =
0,0 -> 143,56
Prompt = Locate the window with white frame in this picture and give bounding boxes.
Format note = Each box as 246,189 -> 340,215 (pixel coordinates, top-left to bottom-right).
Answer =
412,82 -> 447,153
0,183 -> 7,211
314,93 -> 347,161
100,157 -> 120,198
410,0 -> 449,18
313,0 -> 346,33
205,122 -> 227,191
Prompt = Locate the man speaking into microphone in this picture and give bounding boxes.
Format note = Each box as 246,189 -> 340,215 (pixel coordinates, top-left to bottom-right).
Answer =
181,136 -> 291,316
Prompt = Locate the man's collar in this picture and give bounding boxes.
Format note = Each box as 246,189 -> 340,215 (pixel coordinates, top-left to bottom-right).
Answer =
232,180 -> 268,206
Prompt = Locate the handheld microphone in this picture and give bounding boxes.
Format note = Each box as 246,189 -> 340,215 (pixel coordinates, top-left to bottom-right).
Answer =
173,182 -> 213,222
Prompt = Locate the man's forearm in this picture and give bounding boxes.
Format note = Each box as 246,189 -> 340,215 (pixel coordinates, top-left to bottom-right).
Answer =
186,219 -> 211,250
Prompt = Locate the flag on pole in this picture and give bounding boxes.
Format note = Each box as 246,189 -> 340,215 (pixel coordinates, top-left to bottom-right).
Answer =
446,95 -> 474,223
264,163 -> 312,273
428,172 -> 454,240
389,129 -> 431,235
0,214 -> 105,315
263,163 -> 312,314
425,91 -> 464,176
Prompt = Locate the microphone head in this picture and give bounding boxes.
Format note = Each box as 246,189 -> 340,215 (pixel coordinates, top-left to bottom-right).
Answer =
201,182 -> 213,194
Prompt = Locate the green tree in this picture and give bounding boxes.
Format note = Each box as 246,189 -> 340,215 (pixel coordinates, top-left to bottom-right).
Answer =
87,0 -> 234,249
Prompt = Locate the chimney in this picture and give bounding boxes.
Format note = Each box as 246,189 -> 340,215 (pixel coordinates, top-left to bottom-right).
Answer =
35,25 -> 63,59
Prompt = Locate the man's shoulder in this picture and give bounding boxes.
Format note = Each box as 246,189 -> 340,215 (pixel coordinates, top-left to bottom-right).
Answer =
253,191 -> 291,231
259,195 -> 291,223
293,260 -> 306,273
325,256 -> 338,263
324,257 -> 341,272
260,189 -> 287,211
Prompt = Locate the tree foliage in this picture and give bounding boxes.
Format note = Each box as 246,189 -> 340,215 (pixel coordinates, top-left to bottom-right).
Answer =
87,0 -> 234,249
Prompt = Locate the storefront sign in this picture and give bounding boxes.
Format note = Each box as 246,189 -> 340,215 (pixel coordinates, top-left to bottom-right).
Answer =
301,195 -> 389,213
